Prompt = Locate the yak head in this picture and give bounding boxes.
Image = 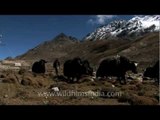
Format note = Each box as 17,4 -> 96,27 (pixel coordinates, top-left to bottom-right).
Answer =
39,59 -> 47,66
129,61 -> 138,74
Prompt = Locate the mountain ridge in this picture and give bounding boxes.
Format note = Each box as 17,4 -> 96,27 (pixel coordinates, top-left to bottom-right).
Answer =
84,15 -> 160,41
16,33 -> 79,60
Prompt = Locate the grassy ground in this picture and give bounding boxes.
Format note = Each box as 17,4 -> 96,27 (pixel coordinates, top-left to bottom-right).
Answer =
0,69 -> 159,105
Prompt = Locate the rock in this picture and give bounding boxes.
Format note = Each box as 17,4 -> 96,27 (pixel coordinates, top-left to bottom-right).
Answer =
51,87 -> 59,92
112,85 -> 115,88
21,79 -> 31,86
90,78 -> 95,82
137,77 -> 143,83
4,94 -> 8,98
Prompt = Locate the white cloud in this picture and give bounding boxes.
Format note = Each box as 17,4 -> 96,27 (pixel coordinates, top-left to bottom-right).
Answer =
96,15 -> 115,24
88,15 -> 117,25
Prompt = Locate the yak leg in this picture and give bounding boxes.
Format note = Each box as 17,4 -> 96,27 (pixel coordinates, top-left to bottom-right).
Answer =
117,75 -> 126,84
67,77 -> 74,83
117,77 -> 122,84
122,75 -> 126,84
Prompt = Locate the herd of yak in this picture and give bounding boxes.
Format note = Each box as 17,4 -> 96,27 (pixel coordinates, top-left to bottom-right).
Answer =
32,55 -> 159,84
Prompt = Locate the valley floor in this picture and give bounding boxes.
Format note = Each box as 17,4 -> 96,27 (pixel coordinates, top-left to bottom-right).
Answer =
0,69 -> 159,105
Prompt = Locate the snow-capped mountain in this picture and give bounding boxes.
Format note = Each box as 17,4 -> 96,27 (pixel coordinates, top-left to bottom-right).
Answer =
85,15 -> 160,41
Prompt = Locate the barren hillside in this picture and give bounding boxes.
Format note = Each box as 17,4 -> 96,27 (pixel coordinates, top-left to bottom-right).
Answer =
16,32 -> 159,71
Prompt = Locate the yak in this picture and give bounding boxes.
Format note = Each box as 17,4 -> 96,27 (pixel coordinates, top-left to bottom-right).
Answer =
32,59 -> 47,73
96,55 -> 138,84
63,57 -> 93,82
143,60 -> 159,83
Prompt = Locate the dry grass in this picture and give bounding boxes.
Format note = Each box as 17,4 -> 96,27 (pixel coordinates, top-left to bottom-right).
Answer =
118,92 -> 158,105
0,70 -> 159,105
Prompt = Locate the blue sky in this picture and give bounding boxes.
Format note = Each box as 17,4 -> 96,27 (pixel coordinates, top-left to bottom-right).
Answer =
0,15 -> 134,60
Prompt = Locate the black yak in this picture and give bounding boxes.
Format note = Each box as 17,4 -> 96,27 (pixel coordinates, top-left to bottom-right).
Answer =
32,59 -> 47,73
63,57 -> 93,82
143,61 -> 159,83
96,55 -> 138,84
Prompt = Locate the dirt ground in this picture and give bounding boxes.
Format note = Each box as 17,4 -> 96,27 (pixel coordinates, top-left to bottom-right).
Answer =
0,69 -> 159,105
